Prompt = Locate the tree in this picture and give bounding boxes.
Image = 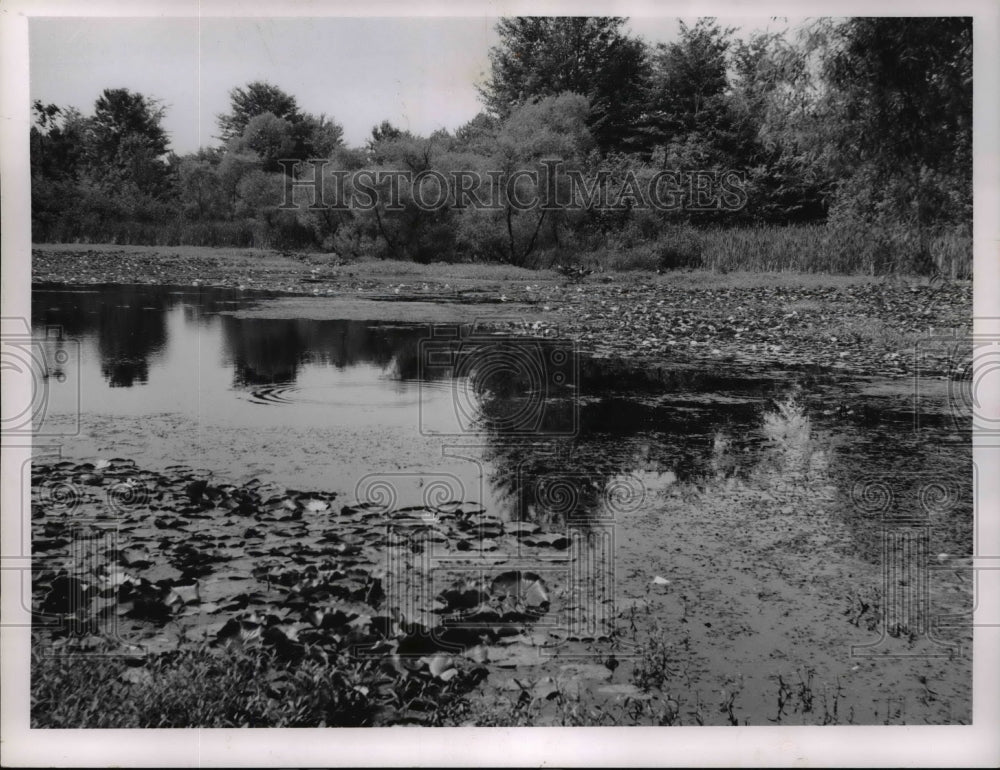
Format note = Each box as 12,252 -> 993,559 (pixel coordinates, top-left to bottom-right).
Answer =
727,30 -> 832,223
217,82 -> 302,143
357,130 -> 458,262
30,102 -> 91,240
90,88 -> 169,159
87,88 -> 172,197
639,19 -> 749,165
293,113 -> 344,159
232,112 -> 297,172
479,17 -> 649,152
488,93 -> 595,265
178,156 -> 226,220
454,112 -> 499,153
219,83 -> 344,172
366,120 -> 409,162
30,101 -> 88,181
370,120 -> 405,144
821,17 -> 972,227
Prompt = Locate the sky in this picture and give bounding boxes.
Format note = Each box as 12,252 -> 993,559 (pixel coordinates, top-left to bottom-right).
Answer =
29,16 -> 797,154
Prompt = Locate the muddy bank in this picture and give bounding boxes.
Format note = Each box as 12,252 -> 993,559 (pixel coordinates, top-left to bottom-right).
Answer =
31,422 -> 972,727
223,295 -> 545,323
30,457 -> 572,726
31,245 -> 972,378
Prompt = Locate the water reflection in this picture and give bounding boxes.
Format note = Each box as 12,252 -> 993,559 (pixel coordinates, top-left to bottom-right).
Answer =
34,285 -> 247,388
33,286 -> 170,388
30,284 -> 969,555
219,317 -> 429,388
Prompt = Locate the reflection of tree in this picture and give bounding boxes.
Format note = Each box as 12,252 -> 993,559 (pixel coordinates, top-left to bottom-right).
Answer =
33,284 -> 267,388
481,440 -> 612,526
97,293 -> 169,387
472,351 -> 767,525
31,286 -> 451,391
32,285 -> 171,388
219,317 -> 441,388
697,395 -> 972,564
222,317 -> 304,386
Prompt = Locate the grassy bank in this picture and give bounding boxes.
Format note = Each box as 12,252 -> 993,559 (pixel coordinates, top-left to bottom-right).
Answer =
32,640 -> 483,727
30,242 -> 973,379
576,223 -> 971,278
34,222 -> 973,279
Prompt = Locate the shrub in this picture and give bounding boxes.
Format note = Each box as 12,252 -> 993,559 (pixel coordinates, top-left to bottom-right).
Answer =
655,228 -> 704,269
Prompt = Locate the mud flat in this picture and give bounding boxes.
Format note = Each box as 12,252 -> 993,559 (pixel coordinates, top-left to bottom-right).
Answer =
31,439 -> 972,727
31,244 -> 972,378
27,248 -> 973,726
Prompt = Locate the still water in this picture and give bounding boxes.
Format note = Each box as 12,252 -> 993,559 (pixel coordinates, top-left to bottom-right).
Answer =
30,283 -> 970,554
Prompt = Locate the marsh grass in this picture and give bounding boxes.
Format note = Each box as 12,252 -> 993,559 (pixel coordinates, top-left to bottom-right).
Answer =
38,219 -> 972,278
32,640 -> 382,727
569,223 -> 971,278
31,635 -> 483,728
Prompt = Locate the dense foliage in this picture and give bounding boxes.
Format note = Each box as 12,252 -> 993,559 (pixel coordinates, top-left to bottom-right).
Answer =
30,17 -> 972,275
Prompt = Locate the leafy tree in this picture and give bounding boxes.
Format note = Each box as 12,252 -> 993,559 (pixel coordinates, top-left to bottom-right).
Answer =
488,93 -> 595,265
454,112 -> 500,153
30,102 -> 92,240
232,112 -> 298,172
217,149 -> 260,215
821,17 -> 972,228
731,31 -> 814,144
366,120 -> 410,162
216,83 -> 345,219
293,113 -> 344,159
218,82 -> 343,165
370,120 -> 405,144
479,17 -> 649,152
728,31 -> 832,223
87,88 -> 172,197
30,102 -> 88,181
639,20 -> 750,167
357,131 -> 458,262
178,156 -> 226,220
217,82 -> 302,143
646,20 -> 731,132
89,88 -> 169,159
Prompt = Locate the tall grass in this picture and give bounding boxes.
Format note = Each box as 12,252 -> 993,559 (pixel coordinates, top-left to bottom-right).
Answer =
572,223 -> 971,277
31,637 -> 483,728
36,219 -> 259,249
35,216 -> 972,278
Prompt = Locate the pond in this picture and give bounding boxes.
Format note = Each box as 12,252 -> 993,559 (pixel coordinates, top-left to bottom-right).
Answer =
29,283 -> 973,725
30,284 -> 969,536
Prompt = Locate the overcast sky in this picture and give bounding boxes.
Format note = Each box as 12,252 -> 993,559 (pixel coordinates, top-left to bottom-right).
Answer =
29,16 -> 796,154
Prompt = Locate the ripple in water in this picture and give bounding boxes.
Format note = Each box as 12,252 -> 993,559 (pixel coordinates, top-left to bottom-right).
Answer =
245,383 -> 422,408
247,385 -> 301,405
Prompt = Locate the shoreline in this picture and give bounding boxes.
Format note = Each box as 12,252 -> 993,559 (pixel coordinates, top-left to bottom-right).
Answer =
31,244 -> 972,378
30,442 -> 972,727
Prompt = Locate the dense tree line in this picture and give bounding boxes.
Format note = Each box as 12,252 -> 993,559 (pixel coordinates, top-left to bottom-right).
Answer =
30,16 -> 971,273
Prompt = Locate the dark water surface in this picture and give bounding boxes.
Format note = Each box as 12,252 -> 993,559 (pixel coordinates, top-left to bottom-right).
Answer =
30,283 -> 971,557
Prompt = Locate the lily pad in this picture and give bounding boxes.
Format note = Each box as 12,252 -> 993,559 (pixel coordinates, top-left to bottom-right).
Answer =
490,571 -> 550,612
426,653 -> 454,678
489,643 -> 545,668
522,533 -> 571,549
506,521 -> 540,537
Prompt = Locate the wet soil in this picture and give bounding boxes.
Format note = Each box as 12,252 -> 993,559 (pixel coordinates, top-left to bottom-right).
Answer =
31,245 -> 972,379
26,245 -> 974,726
